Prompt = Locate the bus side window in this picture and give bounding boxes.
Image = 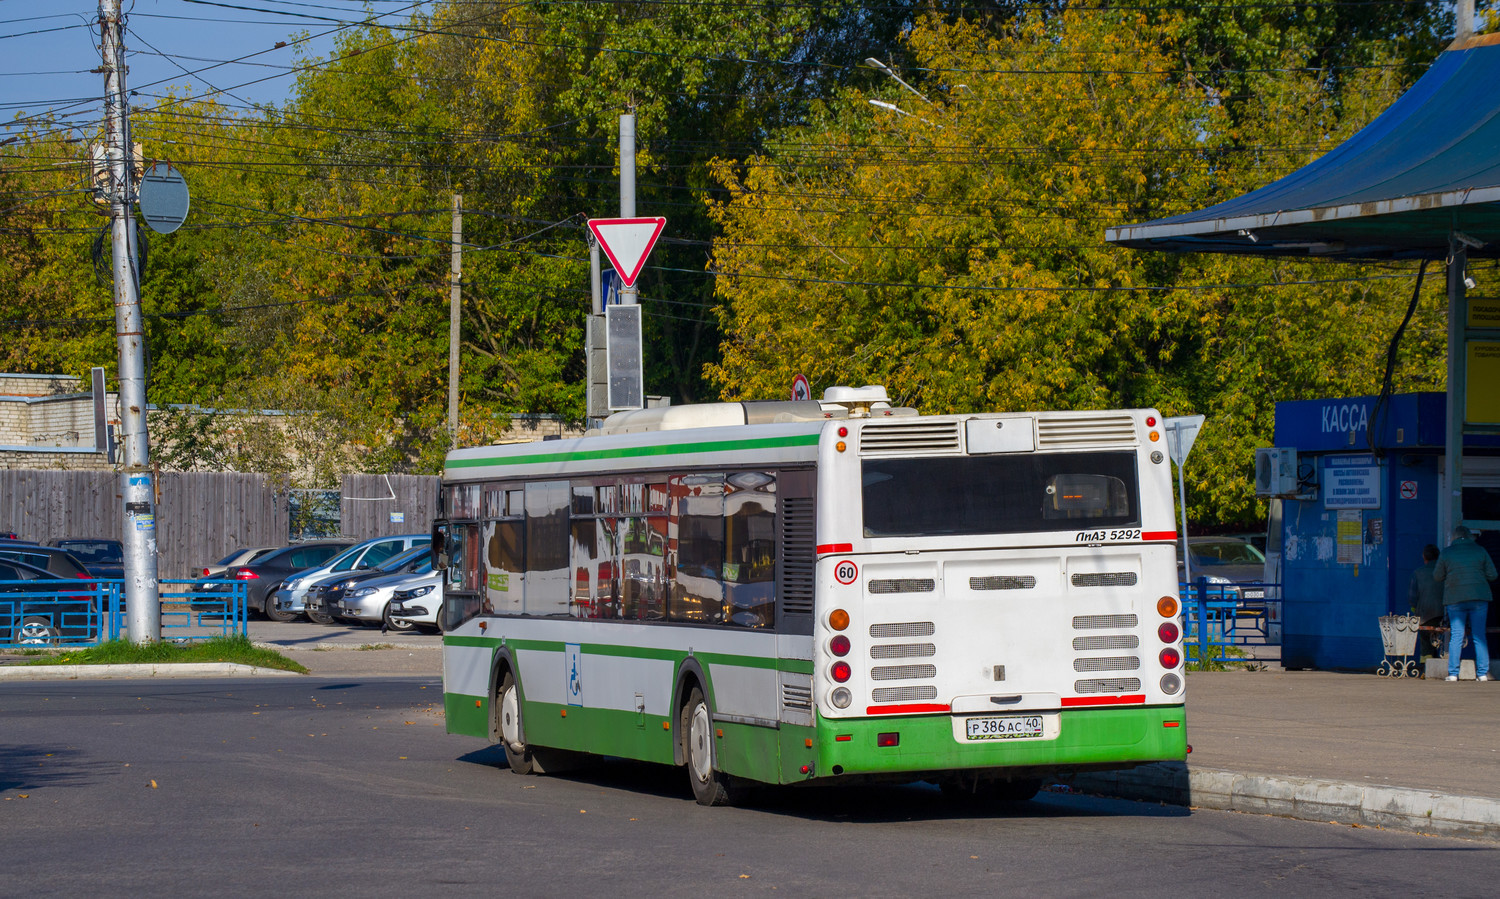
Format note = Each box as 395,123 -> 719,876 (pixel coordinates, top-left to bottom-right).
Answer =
668,474 -> 724,624
724,471 -> 777,629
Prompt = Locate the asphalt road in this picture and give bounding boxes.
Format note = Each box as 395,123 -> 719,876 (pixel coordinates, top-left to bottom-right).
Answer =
4,676 -> 1497,898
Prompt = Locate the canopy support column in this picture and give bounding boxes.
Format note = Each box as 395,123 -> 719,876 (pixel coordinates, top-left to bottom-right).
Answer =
1443,235 -> 1469,540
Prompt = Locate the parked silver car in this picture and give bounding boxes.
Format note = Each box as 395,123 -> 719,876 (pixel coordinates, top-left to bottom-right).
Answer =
338,562 -> 441,632
275,534 -> 430,623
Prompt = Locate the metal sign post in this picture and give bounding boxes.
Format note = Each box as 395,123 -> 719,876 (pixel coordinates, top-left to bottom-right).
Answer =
1163,415 -> 1205,587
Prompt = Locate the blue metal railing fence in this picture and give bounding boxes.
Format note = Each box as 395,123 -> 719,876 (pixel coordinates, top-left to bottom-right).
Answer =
1,579 -> 247,648
1180,577 -> 1281,664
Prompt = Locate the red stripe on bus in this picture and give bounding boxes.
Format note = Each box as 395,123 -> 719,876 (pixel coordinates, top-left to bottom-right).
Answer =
1061,695 -> 1146,707
817,543 -> 853,555
1142,531 -> 1177,542
864,703 -> 951,715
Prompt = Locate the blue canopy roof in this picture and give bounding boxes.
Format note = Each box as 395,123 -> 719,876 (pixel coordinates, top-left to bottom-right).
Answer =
1106,34 -> 1500,259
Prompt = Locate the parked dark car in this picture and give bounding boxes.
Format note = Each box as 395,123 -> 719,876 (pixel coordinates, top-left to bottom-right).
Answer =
48,538 -> 125,579
201,541 -> 352,619
0,558 -> 95,644
199,546 -> 279,579
0,540 -> 92,581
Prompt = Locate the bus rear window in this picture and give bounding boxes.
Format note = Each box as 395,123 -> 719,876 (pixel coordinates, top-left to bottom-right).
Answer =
862,452 -> 1139,538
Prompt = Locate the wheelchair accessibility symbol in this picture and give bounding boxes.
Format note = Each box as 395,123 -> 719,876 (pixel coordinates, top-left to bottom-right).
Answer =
565,643 -> 583,706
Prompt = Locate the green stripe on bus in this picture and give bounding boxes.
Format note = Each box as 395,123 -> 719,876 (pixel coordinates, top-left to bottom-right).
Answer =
446,433 -> 821,472
446,633 -> 812,673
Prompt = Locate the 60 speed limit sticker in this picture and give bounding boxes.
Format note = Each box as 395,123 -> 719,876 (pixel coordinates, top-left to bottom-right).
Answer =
833,560 -> 858,585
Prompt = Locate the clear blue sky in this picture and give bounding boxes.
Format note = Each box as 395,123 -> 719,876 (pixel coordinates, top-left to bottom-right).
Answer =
0,1 -> 424,136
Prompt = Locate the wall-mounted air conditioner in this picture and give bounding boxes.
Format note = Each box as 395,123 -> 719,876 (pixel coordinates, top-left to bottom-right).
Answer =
1254,447 -> 1301,497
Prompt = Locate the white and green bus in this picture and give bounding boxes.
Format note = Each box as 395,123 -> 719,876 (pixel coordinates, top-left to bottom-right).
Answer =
436,386 -> 1187,805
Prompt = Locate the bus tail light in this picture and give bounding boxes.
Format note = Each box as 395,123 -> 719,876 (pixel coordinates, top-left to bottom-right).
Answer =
877,733 -> 899,748
1159,648 -> 1181,669
830,687 -> 852,709
1158,622 -> 1179,643
830,634 -> 850,656
1160,673 -> 1182,695
1156,596 -> 1178,617
829,609 -> 850,631
831,661 -> 851,683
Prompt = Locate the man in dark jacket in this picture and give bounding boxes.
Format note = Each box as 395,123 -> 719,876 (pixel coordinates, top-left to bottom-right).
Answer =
1435,525 -> 1499,681
1409,544 -> 1444,656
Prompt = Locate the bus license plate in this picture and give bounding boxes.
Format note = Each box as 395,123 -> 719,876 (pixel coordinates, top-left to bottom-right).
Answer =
965,715 -> 1045,741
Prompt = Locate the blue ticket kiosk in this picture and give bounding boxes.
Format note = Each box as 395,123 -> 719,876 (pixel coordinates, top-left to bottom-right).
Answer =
1272,393 -> 1500,670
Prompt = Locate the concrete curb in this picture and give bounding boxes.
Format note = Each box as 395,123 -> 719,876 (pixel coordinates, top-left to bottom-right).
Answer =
1067,762 -> 1500,841
0,662 -> 302,680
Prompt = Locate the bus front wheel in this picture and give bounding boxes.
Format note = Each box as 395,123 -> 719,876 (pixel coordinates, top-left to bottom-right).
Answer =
497,672 -> 536,775
683,688 -> 733,806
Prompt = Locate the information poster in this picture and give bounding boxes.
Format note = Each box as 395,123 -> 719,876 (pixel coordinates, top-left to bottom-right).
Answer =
1337,511 -> 1363,565
1324,454 -> 1380,509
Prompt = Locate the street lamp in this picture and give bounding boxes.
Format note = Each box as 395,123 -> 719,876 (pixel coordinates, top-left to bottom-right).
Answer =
867,98 -> 943,129
865,57 -> 930,103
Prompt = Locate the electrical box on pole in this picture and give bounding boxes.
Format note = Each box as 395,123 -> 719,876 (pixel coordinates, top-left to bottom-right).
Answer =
586,314 -> 610,419
606,305 -> 644,411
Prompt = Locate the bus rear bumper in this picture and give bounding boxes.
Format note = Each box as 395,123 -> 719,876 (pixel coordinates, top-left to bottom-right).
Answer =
809,704 -> 1187,780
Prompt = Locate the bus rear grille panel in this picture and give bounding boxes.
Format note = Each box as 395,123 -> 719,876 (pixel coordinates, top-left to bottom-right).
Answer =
870,621 -> 936,638
868,578 -> 935,594
871,664 -> 937,681
1074,677 -> 1142,693
858,421 -> 961,455
1071,572 -> 1138,587
1073,634 -> 1139,650
1072,614 -> 1139,630
970,575 -> 1037,590
1036,414 -> 1137,447
872,686 -> 938,703
1073,656 -> 1140,672
870,643 -> 936,659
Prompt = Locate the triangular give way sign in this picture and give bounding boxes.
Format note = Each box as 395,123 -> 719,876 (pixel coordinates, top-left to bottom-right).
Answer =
587,216 -> 666,288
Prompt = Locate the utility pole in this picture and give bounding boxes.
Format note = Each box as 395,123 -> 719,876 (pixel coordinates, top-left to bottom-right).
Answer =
100,0 -> 160,642
448,194 -> 461,444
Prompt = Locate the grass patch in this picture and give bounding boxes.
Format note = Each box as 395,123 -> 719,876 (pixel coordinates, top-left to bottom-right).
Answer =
27,635 -> 307,674
356,643 -> 395,651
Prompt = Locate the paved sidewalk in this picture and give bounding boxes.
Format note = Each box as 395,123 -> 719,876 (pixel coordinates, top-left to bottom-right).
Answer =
1069,667 -> 1500,840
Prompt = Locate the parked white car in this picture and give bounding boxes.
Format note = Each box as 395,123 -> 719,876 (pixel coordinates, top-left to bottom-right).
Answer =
337,563 -> 441,632
275,534 -> 429,623
386,578 -> 444,634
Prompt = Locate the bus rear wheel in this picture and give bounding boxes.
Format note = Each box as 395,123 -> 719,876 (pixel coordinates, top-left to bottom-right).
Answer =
683,688 -> 733,806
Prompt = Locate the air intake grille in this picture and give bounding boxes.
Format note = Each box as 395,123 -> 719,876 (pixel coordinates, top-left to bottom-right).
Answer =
780,497 -> 815,616
870,621 -> 936,638
871,643 -> 936,659
859,420 -> 961,455
1073,634 -> 1139,651
781,682 -> 812,712
872,664 -> 937,680
1071,572 -> 1138,588
869,578 -> 935,594
1073,614 -> 1139,630
1073,656 -> 1141,672
970,575 -> 1037,591
872,686 -> 938,703
1075,677 -> 1142,693
1037,414 -> 1138,448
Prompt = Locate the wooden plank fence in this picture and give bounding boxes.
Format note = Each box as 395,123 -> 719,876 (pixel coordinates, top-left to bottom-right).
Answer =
0,470 -> 439,579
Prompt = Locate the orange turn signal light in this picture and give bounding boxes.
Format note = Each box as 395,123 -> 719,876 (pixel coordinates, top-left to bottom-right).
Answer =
1157,595 -> 1179,617
829,609 -> 850,631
